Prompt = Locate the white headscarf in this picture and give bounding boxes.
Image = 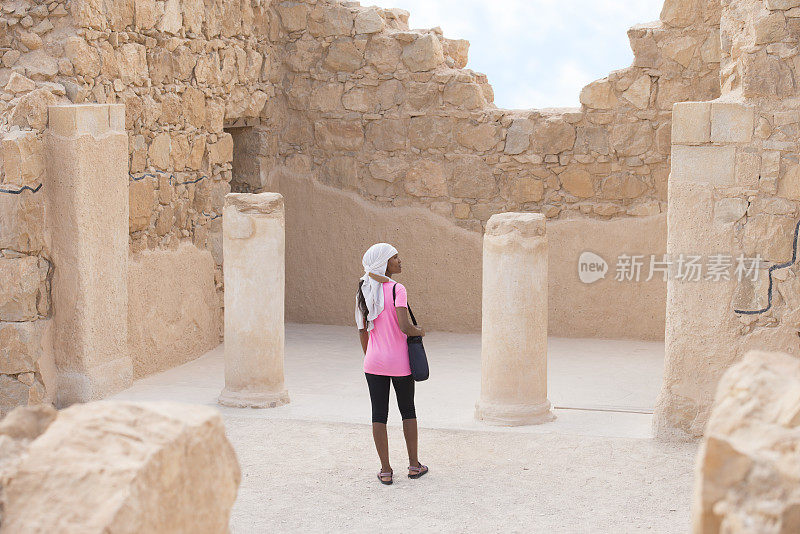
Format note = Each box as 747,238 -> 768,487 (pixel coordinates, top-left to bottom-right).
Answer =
355,243 -> 398,331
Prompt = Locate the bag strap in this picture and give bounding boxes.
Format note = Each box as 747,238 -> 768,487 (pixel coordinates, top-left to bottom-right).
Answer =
393,283 -> 417,326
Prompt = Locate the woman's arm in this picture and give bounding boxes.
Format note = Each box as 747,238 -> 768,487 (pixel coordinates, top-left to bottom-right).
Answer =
359,328 -> 369,354
395,307 -> 425,337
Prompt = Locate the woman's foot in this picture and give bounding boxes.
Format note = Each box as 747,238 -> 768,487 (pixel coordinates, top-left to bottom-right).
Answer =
408,462 -> 428,479
377,469 -> 393,485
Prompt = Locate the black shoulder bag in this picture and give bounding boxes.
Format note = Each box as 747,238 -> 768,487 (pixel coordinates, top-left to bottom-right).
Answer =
393,283 -> 429,382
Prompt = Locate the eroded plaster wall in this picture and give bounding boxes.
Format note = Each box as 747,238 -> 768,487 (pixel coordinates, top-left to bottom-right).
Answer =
276,160 -> 667,338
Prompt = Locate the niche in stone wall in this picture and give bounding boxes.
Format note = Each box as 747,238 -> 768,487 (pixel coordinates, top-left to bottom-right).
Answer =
226,125 -> 277,194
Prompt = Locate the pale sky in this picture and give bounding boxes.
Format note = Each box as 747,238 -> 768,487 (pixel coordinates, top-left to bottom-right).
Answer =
365,0 -> 665,109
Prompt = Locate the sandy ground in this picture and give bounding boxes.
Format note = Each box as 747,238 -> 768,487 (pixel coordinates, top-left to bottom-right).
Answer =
226,417 -> 696,533
113,323 -> 696,533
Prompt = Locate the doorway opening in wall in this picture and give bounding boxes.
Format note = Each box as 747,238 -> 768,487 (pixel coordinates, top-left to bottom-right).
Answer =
226,125 -> 269,194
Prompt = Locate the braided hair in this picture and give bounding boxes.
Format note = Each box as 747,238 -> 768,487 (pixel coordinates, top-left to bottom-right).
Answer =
356,280 -> 369,329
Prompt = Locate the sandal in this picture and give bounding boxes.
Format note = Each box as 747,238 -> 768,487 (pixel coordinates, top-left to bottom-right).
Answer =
377,470 -> 393,485
408,463 -> 428,479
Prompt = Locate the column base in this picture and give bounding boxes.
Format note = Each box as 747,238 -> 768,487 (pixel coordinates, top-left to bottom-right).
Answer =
475,399 -> 555,426
218,388 -> 290,409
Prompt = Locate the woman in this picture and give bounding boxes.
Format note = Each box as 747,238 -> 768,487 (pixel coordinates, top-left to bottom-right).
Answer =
355,243 -> 428,485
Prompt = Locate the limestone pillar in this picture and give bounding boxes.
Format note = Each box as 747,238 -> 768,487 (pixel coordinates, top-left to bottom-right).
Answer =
653,101 -> 753,439
44,104 -> 131,405
475,212 -> 554,425
218,193 -> 289,408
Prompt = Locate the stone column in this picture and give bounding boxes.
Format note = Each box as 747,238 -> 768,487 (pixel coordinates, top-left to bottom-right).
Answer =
219,193 -> 289,408
475,212 -> 554,425
44,104 -> 131,405
653,101 -> 754,439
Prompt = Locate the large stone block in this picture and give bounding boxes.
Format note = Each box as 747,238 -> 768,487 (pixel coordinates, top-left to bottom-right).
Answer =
442,81 -> 486,109
2,131 -> 44,187
610,122 -> 653,156
354,8 -> 384,34
48,104 -> 125,138
741,213 -> 795,263
9,89 -> 58,132
531,119 -> 575,155
408,116 -> 451,149
742,51 -> 794,98
693,351 -> 800,534
116,43 -> 149,85
401,33 -> 444,72
766,0 -> 800,9
0,192 -> 44,253
600,173 -> 648,200
661,35 -> 697,67
455,121 -> 499,152
661,0 -> 700,27
0,375 -> 37,418
710,103 -> 754,144
366,119 -> 407,151
449,155 -> 496,199
503,119 -> 534,155
128,176 -> 155,232
368,156 -> 407,183
672,102 -> 711,145
2,401 -> 241,533
559,167 -> 595,198
323,39 -> 363,72
671,145 -> 735,186
0,256 -> 48,322
314,120 -> 364,151
622,74 -> 651,109
504,175 -> 544,203
276,2 -> 308,32
206,133 -> 233,166
579,78 -> 618,110
0,321 -> 45,375
321,5 -> 353,36
404,160 -> 447,197
365,35 -> 402,73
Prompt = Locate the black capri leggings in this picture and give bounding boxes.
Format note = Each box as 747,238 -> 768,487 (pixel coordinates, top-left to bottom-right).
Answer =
365,373 -> 416,424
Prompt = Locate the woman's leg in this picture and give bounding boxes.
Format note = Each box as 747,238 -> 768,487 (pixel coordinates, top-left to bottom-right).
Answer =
365,373 -> 391,476
391,375 -> 420,469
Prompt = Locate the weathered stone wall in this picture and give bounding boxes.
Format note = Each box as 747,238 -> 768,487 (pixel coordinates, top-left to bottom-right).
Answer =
264,0 -> 721,230
0,0 -> 277,409
655,0 -> 800,439
251,0 -> 723,333
0,0 -> 725,413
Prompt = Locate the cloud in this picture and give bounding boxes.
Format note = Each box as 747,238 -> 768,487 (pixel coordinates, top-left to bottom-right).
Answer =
364,0 -> 664,109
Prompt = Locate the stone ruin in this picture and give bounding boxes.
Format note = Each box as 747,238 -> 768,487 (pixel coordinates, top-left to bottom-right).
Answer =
0,0 -> 800,529
693,350 -> 800,534
0,401 -> 240,532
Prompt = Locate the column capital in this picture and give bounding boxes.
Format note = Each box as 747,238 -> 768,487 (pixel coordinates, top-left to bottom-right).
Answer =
485,212 -> 545,238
